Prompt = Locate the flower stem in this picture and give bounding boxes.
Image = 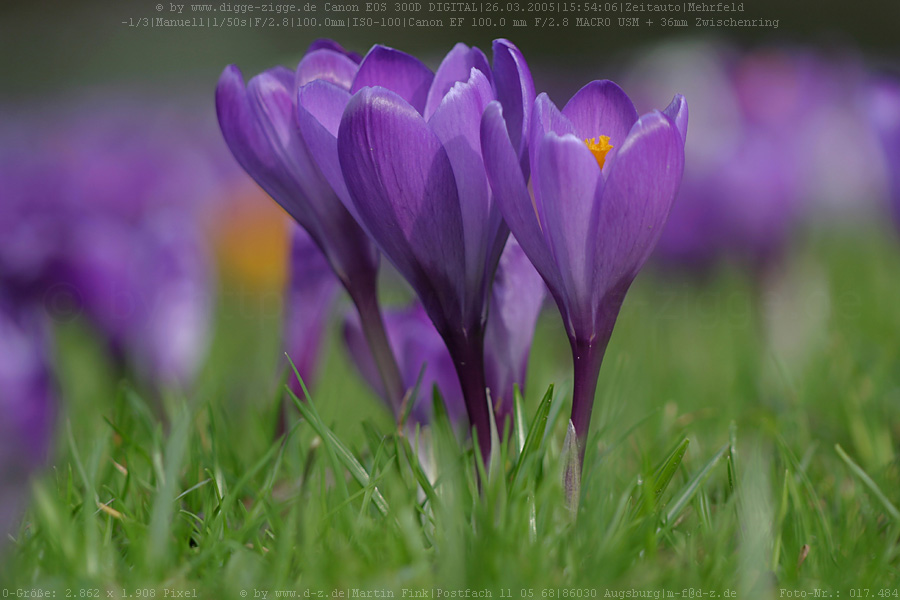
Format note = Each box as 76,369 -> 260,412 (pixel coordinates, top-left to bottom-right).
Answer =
569,338 -> 606,460
445,330 -> 492,463
349,287 -> 406,419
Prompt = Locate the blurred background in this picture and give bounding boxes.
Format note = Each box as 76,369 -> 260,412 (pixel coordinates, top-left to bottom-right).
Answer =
1,0 -> 899,519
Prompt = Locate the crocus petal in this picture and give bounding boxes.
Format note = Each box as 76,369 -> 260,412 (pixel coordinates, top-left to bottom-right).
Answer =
245,70 -> 375,269
424,43 -> 492,120
562,80 -> 640,152
307,38 -> 362,63
484,236 -> 546,416
481,101 -> 563,295
662,94 -> 689,144
592,111 -> 684,306
245,70 -> 339,223
284,226 -> 341,395
296,80 -> 354,210
529,93 -> 576,227
216,65 -> 283,189
492,39 -> 536,164
428,68 -> 501,303
536,132 -> 605,337
344,303 -> 465,424
247,68 -> 300,151
351,45 -> 435,115
532,92 -> 577,139
339,86 -> 465,328
296,48 -> 359,90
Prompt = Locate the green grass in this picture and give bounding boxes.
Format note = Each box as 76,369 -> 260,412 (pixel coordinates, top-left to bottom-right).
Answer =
2,229 -> 899,597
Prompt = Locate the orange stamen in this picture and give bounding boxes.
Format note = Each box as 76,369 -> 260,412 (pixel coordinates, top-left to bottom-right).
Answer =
584,136 -> 613,169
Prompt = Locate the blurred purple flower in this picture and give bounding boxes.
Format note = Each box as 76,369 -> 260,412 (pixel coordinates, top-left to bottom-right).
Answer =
0,99 -> 219,386
624,43 -> 800,271
482,81 -> 686,457
343,302 -> 466,425
0,296 -> 55,541
626,42 -> 886,272
336,39 -> 534,457
283,225 -> 341,397
484,236 -> 546,421
658,129 -> 799,272
217,39 -> 406,412
868,76 -> 900,226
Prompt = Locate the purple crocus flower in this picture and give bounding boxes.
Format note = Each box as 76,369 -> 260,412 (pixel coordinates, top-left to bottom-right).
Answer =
868,76 -> 900,226
283,225 -> 341,397
343,236 -> 545,427
343,302 -> 466,425
217,39 -> 406,412
334,39 -> 534,457
0,296 -> 55,542
483,236 -> 546,420
482,81 -> 687,460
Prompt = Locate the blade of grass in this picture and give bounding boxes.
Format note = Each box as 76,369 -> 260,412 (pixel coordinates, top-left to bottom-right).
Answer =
652,437 -> 690,501
662,443 -> 729,528
835,443 -> 900,523
399,362 -> 427,430
771,468 -> 791,572
146,403 -> 192,573
285,361 -> 390,517
509,383 -> 554,490
513,384 -> 527,456
727,421 -> 738,495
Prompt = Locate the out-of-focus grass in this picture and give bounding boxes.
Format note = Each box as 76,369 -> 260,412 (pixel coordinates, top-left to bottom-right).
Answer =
2,228 -> 899,596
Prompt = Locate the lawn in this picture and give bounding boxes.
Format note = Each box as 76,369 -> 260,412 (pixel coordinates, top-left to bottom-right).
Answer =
3,226 -> 899,598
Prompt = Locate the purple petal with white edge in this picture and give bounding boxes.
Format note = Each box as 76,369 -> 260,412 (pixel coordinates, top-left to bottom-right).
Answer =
284,226 -> 341,395
339,86 -> 466,327
662,94 -> 689,145
222,66 -> 378,289
536,131 -> 605,338
424,43 -> 492,120
247,70 -> 347,218
247,68 -> 299,149
529,93 -> 576,225
484,236 -> 546,418
351,45 -> 434,115
428,68 -> 500,303
492,39 -> 536,163
296,48 -> 359,90
246,70 -> 338,222
562,80 -> 639,151
296,80 -> 354,210
591,110 -> 684,311
531,92 -> 576,138
216,65 -> 285,191
481,101 -> 563,295
307,39 -> 362,63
